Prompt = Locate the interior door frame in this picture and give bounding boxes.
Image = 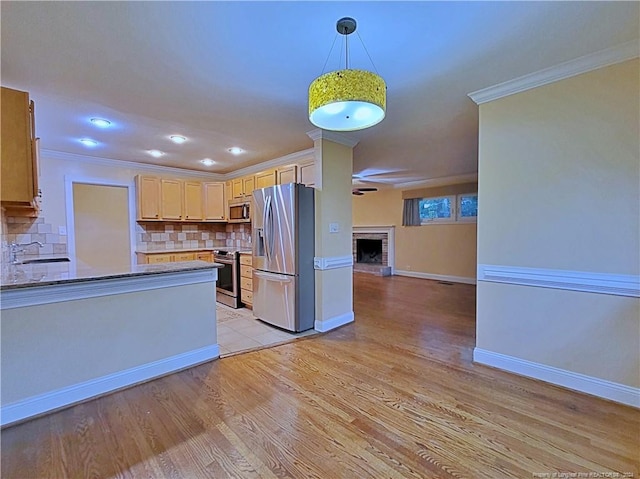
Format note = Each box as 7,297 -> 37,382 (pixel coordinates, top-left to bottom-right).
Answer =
64,175 -> 137,269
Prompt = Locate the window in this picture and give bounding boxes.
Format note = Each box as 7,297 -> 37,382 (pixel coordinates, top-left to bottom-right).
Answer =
457,193 -> 478,221
418,193 -> 477,225
419,196 -> 455,224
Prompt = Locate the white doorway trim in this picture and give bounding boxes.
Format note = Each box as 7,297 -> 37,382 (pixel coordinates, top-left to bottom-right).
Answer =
64,175 -> 137,269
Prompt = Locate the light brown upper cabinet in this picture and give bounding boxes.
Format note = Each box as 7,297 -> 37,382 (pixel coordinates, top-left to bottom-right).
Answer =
136,175 -> 226,223
298,162 -> 315,187
277,165 -> 297,185
242,175 -> 255,197
255,169 -> 276,189
1,87 -> 39,215
203,182 -> 225,221
136,176 -> 162,220
183,181 -> 203,221
160,178 -> 183,220
231,178 -> 244,199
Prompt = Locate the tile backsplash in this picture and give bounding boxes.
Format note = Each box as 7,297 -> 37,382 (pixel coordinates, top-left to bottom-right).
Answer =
0,206 -> 253,262
1,212 -> 68,259
136,222 -> 252,252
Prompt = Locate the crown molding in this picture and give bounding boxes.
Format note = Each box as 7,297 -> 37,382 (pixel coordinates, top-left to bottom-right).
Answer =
394,172 -> 478,190
41,149 -> 226,180
41,148 -> 318,181
306,128 -> 359,148
226,148 -> 315,179
468,40 -> 640,105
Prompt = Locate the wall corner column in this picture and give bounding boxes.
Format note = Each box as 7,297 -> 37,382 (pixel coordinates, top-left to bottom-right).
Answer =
307,129 -> 358,332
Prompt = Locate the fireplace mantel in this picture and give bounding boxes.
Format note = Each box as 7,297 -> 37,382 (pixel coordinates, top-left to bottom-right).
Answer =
352,226 -> 395,274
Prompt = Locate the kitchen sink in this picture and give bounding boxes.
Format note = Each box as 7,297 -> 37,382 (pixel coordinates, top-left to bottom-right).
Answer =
20,257 -> 70,265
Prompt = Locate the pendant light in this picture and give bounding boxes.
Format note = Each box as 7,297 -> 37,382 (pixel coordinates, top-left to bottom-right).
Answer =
308,17 -> 386,132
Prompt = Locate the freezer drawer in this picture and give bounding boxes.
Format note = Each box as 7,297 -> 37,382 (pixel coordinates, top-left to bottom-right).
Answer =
253,270 -> 298,332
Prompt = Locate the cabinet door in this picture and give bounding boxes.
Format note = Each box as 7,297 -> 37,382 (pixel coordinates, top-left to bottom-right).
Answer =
196,251 -> 213,262
231,178 -> 244,199
255,169 -> 276,189
240,264 -> 253,279
174,252 -> 196,261
1,87 -> 36,205
299,163 -> 315,187
183,181 -> 203,221
277,165 -> 297,185
242,176 -> 255,197
136,175 -> 161,220
147,253 -> 173,264
203,182 -> 225,220
161,179 -> 183,220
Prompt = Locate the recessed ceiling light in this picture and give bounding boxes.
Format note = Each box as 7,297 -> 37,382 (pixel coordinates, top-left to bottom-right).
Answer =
227,147 -> 244,155
200,158 -> 215,166
90,118 -> 111,128
79,138 -> 98,147
148,149 -> 164,158
169,135 -> 187,144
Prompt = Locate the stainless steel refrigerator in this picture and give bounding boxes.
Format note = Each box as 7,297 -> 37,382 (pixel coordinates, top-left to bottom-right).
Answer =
252,183 -> 315,332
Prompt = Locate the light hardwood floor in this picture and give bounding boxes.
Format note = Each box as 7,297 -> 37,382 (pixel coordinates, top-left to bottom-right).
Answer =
2,274 -> 638,478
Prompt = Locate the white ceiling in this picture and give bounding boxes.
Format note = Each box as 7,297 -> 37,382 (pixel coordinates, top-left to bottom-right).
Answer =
2,2 -> 638,186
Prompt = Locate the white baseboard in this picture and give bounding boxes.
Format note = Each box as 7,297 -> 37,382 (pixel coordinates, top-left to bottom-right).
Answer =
315,311 -> 354,332
473,348 -> 639,408
395,270 -> 476,285
1,344 -> 220,427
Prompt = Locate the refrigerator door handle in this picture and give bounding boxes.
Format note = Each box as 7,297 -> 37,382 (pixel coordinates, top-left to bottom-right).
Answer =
263,195 -> 271,262
266,194 -> 274,261
255,271 -> 292,283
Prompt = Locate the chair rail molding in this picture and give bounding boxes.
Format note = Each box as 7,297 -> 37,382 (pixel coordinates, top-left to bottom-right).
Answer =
477,264 -> 640,297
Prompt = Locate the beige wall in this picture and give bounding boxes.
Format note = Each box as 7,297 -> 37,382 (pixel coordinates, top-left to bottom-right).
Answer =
352,184 -> 477,280
35,152 -> 223,255
313,137 -> 354,329
1,282 -> 217,404
476,59 -> 639,387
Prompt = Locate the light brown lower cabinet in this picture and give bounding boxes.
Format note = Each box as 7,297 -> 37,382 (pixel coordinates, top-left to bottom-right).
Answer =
137,251 -> 202,264
239,253 -> 253,307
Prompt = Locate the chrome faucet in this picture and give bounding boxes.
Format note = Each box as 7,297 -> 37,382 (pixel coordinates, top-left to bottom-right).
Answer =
10,241 -> 43,264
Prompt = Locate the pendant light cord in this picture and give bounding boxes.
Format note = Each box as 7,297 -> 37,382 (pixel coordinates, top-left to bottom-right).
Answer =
345,25 -> 350,69
356,31 -> 380,75
319,33 -> 339,75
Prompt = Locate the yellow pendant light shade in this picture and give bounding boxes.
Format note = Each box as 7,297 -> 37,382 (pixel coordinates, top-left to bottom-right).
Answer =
308,17 -> 386,132
309,69 -> 386,131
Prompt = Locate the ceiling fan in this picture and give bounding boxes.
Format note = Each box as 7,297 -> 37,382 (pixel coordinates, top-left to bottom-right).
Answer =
352,187 -> 378,196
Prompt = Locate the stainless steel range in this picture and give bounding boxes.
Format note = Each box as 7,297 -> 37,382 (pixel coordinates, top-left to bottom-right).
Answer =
213,249 -> 240,308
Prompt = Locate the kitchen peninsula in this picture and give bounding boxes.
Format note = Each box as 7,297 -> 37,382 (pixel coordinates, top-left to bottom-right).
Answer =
1,260 -> 221,426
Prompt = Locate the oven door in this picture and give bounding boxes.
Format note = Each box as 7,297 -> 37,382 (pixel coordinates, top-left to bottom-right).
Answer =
215,257 -> 238,298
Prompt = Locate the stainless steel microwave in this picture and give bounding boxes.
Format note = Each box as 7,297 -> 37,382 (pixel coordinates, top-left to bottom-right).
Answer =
228,200 -> 251,223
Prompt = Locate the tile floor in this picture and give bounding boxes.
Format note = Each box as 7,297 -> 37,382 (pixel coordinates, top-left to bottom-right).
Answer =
216,304 -> 317,357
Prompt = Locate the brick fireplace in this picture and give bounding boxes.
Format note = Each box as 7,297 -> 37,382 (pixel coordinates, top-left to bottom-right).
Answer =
352,226 -> 395,276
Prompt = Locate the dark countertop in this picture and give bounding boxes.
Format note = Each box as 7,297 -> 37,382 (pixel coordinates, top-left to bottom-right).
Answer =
1,260 -> 222,291
135,248 -> 218,254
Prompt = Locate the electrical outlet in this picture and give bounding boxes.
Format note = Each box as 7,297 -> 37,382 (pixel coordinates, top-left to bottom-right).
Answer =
329,222 -> 339,233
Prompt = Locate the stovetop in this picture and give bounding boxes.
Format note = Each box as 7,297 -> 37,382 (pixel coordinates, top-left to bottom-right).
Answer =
213,249 -> 239,257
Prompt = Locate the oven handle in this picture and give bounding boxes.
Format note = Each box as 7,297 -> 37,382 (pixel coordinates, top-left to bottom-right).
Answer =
213,257 -> 234,265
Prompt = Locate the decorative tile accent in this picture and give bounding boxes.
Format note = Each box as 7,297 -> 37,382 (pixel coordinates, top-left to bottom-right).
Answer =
136,222 -> 252,252
1,212 -> 68,260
